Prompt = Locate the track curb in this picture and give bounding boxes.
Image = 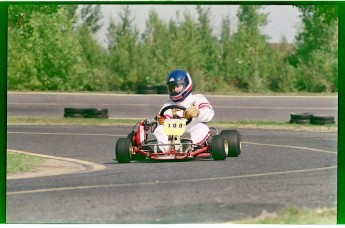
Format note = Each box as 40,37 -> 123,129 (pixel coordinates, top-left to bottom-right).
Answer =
7,150 -> 106,180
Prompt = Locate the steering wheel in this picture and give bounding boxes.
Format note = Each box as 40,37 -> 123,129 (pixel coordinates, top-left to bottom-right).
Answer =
159,105 -> 192,125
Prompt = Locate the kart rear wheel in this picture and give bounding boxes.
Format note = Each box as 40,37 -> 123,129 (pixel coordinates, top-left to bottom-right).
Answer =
220,130 -> 241,157
115,138 -> 132,163
211,135 -> 228,160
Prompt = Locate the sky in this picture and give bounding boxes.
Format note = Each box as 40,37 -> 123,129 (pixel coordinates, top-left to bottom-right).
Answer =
97,4 -> 302,46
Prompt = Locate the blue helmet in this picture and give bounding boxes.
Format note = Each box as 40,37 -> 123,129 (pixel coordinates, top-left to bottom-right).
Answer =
166,69 -> 193,102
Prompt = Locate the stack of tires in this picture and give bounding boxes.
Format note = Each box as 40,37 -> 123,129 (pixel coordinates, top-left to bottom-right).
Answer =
64,108 -> 109,119
310,115 -> 336,125
136,84 -> 168,94
290,113 -> 313,124
157,85 -> 168,94
290,113 -> 335,125
64,108 -> 85,118
136,85 -> 157,94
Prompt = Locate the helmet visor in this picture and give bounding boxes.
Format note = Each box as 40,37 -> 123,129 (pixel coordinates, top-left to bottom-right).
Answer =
167,81 -> 185,96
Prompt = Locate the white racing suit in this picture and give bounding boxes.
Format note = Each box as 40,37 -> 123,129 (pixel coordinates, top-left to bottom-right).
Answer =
154,93 -> 214,152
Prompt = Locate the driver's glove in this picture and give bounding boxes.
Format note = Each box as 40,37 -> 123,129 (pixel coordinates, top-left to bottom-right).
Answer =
184,106 -> 200,119
157,115 -> 166,125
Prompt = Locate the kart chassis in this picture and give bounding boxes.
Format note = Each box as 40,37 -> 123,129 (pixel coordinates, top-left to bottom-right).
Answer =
115,105 -> 241,163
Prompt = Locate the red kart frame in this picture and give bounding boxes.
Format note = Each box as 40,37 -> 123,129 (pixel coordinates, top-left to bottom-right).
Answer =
115,105 -> 242,163
130,121 -> 213,161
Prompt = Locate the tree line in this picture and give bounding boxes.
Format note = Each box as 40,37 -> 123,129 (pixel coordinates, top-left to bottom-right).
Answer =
7,4 -> 338,93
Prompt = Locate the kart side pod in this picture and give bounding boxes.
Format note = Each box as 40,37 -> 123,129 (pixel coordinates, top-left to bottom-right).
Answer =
134,122 -> 145,147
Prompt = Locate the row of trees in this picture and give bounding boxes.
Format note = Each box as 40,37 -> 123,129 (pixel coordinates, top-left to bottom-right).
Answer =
7,4 -> 338,93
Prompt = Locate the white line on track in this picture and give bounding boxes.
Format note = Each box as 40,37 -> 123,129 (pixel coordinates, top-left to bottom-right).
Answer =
244,142 -> 337,154
7,165 -> 336,195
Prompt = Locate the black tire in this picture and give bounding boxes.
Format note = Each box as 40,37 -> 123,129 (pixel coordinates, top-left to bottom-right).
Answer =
115,138 -> 132,163
290,112 -> 313,124
137,84 -> 157,94
311,115 -> 335,121
64,108 -> 86,118
211,135 -> 228,160
290,113 -> 313,120
157,85 -> 168,94
290,119 -> 311,124
64,108 -> 86,114
311,119 -> 336,125
85,108 -> 108,116
220,130 -> 241,157
64,113 -> 84,118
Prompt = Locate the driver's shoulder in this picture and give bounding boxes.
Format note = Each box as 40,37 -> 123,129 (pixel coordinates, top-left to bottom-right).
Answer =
193,94 -> 204,99
191,94 -> 208,103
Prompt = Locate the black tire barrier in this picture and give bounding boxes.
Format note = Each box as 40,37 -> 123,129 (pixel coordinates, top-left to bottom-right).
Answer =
289,119 -> 311,124
311,115 -> 336,125
64,113 -> 85,118
137,84 -> 158,94
85,108 -> 108,115
289,113 -> 312,124
64,108 -> 109,119
64,108 -> 86,118
290,113 -> 335,125
290,113 -> 313,120
311,115 -> 335,121
311,119 -> 336,125
85,114 -> 109,119
157,85 -> 168,94
64,108 -> 86,114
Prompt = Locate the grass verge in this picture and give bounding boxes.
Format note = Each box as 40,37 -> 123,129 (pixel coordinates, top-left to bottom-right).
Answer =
233,207 -> 336,224
7,117 -> 337,132
7,150 -> 44,175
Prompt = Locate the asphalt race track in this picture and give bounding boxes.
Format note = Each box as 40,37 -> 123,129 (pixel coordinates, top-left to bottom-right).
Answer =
7,125 -> 337,223
6,93 -> 338,223
7,92 -> 338,122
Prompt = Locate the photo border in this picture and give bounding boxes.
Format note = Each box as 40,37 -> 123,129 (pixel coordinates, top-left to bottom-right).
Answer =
1,0 -> 343,224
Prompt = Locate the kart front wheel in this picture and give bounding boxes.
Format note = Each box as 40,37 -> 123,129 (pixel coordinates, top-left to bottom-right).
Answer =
220,130 -> 241,157
115,138 -> 132,163
211,135 -> 228,160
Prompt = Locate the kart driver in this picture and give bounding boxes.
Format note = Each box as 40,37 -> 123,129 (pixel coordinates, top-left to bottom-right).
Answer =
153,69 -> 215,151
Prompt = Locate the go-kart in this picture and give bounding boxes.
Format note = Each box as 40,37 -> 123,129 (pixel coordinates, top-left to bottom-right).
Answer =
115,105 -> 241,163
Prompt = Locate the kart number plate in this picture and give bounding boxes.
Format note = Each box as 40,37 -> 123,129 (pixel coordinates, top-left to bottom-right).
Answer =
163,119 -> 186,136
